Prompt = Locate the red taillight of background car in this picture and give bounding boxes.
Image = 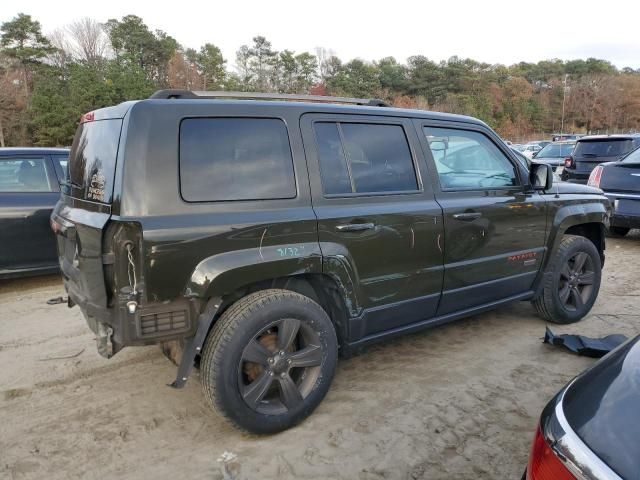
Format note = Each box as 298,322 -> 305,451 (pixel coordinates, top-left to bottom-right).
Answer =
526,426 -> 576,480
80,110 -> 95,123
588,165 -> 604,188
564,156 -> 574,168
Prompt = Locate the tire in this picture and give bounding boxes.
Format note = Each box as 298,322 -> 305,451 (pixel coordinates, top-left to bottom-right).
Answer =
533,235 -> 601,324
200,289 -> 338,434
607,226 -> 630,237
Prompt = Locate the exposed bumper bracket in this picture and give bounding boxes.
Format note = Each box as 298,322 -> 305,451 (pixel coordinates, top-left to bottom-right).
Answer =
169,297 -> 221,389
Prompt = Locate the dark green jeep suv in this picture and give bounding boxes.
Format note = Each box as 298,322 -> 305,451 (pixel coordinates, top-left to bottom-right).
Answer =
51,90 -> 608,433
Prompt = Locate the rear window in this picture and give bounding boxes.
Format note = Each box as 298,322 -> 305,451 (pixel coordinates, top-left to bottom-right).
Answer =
68,119 -> 122,203
621,147 -> 640,164
536,143 -> 574,158
574,139 -> 634,157
0,157 -> 52,192
180,118 -> 296,202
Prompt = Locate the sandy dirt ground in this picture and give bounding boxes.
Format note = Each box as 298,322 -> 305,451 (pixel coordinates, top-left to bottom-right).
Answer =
1,233 -> 639,480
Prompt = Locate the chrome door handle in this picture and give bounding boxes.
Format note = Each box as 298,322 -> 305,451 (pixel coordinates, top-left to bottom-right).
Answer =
452,212 -> 482,221
336,223 -> 375,232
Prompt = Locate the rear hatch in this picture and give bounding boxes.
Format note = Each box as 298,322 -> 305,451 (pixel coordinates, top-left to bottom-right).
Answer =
52,110 -> 125,320
573,138 -> 636,175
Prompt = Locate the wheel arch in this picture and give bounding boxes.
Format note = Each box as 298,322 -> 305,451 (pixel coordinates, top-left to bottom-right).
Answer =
211,273 -> 351,352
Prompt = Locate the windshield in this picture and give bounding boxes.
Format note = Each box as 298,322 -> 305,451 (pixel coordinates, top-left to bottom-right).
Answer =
574,139 -> 634,157
536,143 -> 574,158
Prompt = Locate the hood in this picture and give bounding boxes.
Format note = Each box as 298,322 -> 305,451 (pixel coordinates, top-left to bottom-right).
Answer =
550,181 -> 603,195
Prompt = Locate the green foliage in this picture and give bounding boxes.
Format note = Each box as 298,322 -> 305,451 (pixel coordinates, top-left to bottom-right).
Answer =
197,43 -> 225,90
1,11 -> 640,147
0,13 -> 54,65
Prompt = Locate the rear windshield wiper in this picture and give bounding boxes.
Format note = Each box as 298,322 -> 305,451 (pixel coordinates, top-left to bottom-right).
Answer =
581,153 -> 599,157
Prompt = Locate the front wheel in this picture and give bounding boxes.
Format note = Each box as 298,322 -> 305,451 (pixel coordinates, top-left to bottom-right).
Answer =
533,235 -> 601,324
200,289 -> 338,434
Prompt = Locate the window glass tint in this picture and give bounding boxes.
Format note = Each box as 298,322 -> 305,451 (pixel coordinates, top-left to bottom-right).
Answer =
53,156 -> 69,181
315,123 -> 351,194
424,127 -> 517,190
537,143 -> 575,158
314,122 -> 418,195
180,118 -> 296,202
69,119 -> 122,203
622,147 -> 640,164
574,139 -> 634,157
0,157 -> 52,192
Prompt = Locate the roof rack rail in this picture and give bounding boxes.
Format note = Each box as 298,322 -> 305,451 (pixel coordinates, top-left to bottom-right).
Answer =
149,89 -> 390,107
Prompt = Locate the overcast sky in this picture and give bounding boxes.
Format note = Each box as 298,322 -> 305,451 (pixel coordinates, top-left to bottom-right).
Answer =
4,0 -> 640,69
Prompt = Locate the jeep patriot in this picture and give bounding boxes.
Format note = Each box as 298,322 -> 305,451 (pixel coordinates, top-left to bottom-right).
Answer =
51,90 -> 608,433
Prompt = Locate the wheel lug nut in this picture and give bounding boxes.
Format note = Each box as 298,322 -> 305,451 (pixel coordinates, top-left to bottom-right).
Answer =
287,359 -> 292,365
279,351 -> 285,356
280,373 -> 286,378
269,371 -> 274,376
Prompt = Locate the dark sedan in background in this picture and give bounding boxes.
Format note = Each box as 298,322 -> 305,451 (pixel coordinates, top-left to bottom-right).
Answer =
525,336 -> 640,480
563,134 -> 640,184
0,147 -> 69,279
588,145 -> 640,237
532,141 -> 575,174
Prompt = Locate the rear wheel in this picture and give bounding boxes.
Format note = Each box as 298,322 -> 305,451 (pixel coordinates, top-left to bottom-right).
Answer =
607,226 -> 630,237
200,289 -> 337,434
533,235 -> 601,324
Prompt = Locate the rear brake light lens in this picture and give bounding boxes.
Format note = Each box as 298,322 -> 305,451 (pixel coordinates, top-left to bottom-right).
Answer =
526,426 -> 576,480
588,165 -> 603,188
564,156 -> 574,168
80,111 -> 95,123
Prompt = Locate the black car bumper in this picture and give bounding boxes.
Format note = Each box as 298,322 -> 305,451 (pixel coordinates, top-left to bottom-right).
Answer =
561,169 -> 589,184
604,193 -> 640,230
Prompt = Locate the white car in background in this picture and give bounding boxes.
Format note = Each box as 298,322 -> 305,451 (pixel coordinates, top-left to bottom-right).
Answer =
520,144 -> 542,159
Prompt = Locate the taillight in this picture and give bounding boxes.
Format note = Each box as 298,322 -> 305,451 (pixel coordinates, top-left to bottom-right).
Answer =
564,156 -> 574,168
80,111 -> 95,123
526,426 -> 576,480
588,165 -> 603,188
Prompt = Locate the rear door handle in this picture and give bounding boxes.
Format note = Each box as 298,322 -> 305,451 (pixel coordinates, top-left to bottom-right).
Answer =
336,223 -> 375,232
452,212 -> 482,221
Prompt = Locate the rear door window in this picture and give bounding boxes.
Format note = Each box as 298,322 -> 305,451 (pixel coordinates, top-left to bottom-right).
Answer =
314,122 -> 418,195
0,157 -> 53,192
574,139 -> 634,157
179,118 -> 296,202
68,119 -> 122,203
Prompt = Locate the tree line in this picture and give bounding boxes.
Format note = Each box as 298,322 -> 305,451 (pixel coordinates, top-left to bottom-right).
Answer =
1,12 -> 639,147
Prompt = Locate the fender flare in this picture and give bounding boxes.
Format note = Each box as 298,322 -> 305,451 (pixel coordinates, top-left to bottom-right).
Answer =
532,201 -> 607,298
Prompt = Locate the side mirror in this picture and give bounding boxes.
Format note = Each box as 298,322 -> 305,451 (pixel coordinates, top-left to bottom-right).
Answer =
530,163 -> 553,191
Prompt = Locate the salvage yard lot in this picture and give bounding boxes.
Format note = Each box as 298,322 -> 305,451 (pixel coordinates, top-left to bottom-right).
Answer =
1,234 -> 639,480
